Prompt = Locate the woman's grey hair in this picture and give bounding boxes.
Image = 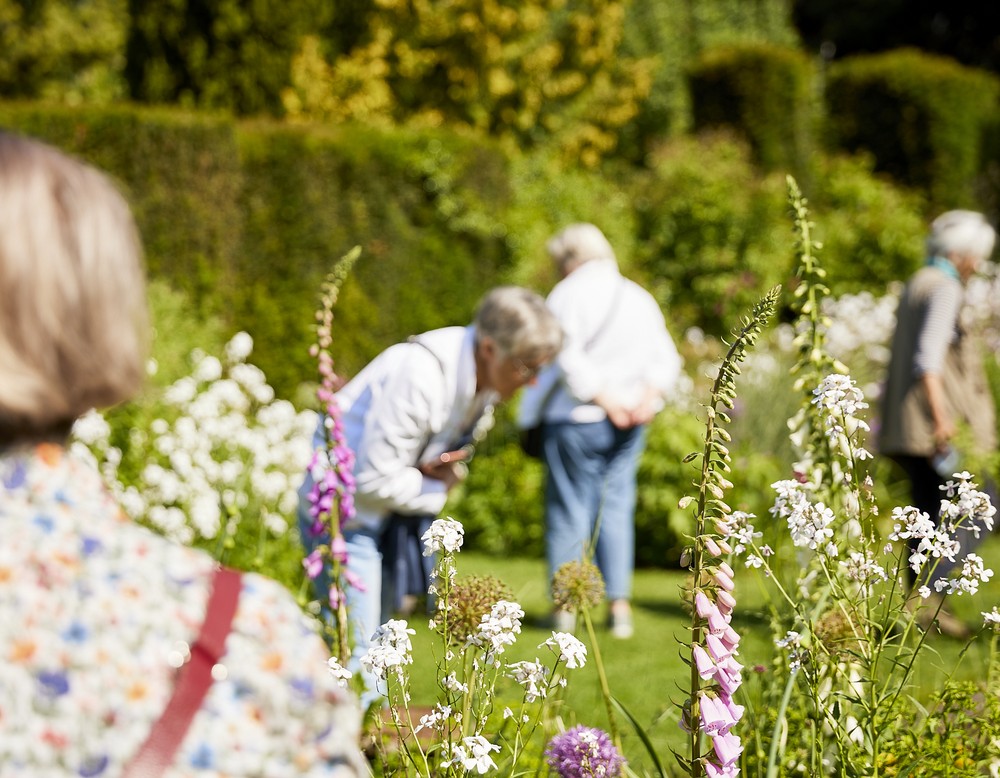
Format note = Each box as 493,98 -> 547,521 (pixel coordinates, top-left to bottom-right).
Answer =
927,210 -> 996,261
474,286 -> 563,364
546,222 -> 617,272
0,131 -> 148,441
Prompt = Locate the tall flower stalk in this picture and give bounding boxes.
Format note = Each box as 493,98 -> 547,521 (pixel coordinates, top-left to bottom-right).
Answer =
678,285 -> 781,777
304,246 -> 361,665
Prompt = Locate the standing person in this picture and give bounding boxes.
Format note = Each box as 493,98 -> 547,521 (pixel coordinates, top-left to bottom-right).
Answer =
0,130 -> 367,776
298,286 -> 563,702
879,209 -> 997,638
518,223 -> 682,639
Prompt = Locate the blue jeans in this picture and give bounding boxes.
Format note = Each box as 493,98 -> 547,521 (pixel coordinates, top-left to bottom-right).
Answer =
542,420 -> 647,601
297,495 -> 389,710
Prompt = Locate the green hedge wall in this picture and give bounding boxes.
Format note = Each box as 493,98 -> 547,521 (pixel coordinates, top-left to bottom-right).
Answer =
826,48 -> 1000,212
688,43 -> 815,176
0,103 -> 244,309
235,123 -> 517,396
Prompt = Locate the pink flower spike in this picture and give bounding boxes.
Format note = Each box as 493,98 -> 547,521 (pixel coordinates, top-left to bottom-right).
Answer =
706,633 -> 732,662
715,666 -> 742,696
712,731 -> 743,767
715,570 -> 735,592
721,625 -> 741,650
704,760 -> 740,778
344,569 -> 367,592
704,536 -> 722,557
716,589 -> 736,612
717,538 -> 733,555
303,549 -> 324,580
718,693 -> 745,724
330,534 -> 348,563
695,591 -> 714,618
719,561 -> 735,579
707,610 -> 730,634
328,585 -> 343,609
698,694 -> 726,735
693,644 -> 717,679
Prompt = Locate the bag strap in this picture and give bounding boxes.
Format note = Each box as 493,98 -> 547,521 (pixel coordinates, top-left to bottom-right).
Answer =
123,565 -> 243,777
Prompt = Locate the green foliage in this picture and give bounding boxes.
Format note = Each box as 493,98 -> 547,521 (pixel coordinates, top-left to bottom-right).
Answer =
619,0 -> 798,160
125,0 -> 333,115
0,0 -> 127,102
634,406 -> 708,567
632,132 -> 793,336
891,678 -> 1000,776
826,48 -> 1000,211
0,103 -> 244,310
804,152 -> 926,294
689,42 -> 816,175
235,122 -> 516,396
281,0 -> 653,167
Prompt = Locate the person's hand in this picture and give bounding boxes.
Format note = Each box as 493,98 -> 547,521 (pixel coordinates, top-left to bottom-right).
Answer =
419,449 -> 470,491
594,393 -> 633,429
628,386 -> 662,427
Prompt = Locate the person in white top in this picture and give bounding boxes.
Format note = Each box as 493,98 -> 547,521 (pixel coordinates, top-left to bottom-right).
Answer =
298,286 -> 563,704
518,224 -> 681,638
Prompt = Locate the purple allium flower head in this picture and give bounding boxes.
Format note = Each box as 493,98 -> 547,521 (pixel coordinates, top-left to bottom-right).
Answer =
545,725 -> 625,778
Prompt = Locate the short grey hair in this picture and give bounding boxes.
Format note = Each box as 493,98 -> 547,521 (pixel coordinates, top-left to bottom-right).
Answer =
546,222 -> 617,272
474,286 -> 563,364
927,210 -> 996,261
0,131 -> 148,441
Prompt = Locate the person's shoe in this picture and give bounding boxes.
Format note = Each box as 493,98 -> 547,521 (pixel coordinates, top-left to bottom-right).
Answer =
608,601 -> 634,639
552,609 -> 576,633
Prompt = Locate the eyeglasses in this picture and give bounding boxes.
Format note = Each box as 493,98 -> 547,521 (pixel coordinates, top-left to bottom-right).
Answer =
512,356 -> 544,381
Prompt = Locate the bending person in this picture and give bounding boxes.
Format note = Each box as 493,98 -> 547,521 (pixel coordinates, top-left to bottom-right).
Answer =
297,286 -> 563,704
518,223 -> 682,639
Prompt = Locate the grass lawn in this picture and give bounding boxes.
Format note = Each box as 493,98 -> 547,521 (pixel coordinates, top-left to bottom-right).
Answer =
395,533 -> 1000,775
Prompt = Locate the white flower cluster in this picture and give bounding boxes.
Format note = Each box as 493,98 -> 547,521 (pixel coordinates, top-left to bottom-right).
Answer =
938,474 -> 997,537
360,619 -> 416,682
443,735 -> 500,774
771,480 -> 837,555
542,632 -> 588,670
811,374 -> 872,460
840,550 -> 889,594
506,660 -> 549,702
71,333 -> 316,544
888,505 -> 960,575
467,601 -> 524,660
421,517 -> 465,556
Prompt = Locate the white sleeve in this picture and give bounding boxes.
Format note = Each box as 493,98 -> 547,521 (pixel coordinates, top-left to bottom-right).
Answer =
352,349 -> 449,516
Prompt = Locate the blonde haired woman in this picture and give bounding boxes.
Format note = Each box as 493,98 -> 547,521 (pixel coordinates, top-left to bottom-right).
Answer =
0,131 -> 366,776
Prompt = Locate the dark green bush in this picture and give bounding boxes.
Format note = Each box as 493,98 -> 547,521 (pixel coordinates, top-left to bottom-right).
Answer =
689,42 -> 815,175
632,132 -> 793,336
0,103 -> 244,310
826,48 -> 1000,211
235,122 -> 517,396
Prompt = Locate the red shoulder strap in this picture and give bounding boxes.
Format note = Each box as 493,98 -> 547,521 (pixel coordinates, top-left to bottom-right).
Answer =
123,565 -> 243,777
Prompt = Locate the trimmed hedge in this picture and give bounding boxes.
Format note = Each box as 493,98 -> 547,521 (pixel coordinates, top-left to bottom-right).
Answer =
688,42 -> 815,175
235,123 -> 517,395
827,48 -> 1000,212
0,103 -> 244,309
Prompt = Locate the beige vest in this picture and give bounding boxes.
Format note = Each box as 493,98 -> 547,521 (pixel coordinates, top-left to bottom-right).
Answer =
879,267 -> 997,457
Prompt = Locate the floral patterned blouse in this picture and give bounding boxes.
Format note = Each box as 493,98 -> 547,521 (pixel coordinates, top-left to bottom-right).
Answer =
0,444 -> 366,777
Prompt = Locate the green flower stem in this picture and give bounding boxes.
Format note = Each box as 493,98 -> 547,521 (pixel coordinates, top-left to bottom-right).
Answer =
764,668 -> 798,778
581,606 -> 621,747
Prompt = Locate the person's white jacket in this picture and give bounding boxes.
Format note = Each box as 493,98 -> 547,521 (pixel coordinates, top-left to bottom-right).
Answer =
311,325 -> 496,530
518,259 -> 681,427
